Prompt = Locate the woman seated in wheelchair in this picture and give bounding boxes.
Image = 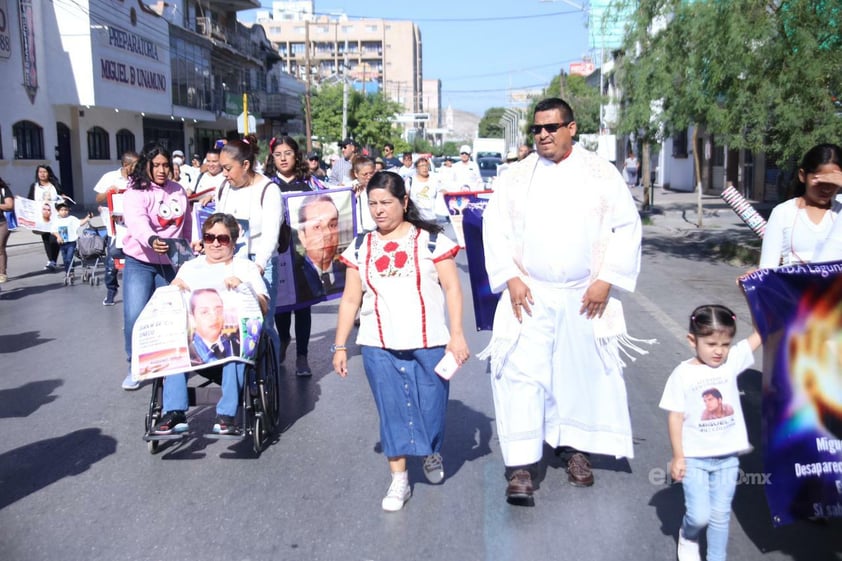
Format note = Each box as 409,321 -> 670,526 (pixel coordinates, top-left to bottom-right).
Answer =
152,213 -> 269,436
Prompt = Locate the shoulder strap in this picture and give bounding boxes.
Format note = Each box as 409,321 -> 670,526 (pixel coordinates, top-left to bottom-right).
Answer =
353,232 -> 367,261
427,231 -> 438,254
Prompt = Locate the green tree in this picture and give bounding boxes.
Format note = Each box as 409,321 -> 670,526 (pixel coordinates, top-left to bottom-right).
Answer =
613,0 -> 842,186
308,83 -> 404,149
478,107 -> 506,137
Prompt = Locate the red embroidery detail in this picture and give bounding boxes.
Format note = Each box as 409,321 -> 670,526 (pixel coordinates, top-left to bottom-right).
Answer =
374,255 -> 390,272
383,241 -> 399,252
394,251 -> 408,268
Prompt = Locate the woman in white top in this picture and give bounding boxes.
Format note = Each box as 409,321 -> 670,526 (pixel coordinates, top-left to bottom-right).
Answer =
759,143 -> 842,268
27,165 -> 67,270
213,135 -> 283,353
408,157 -> 441,222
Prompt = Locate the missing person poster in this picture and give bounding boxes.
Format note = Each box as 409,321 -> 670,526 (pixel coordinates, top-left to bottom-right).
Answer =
442,190 -> 493,248
130,284 -> 264,381
740,263 -> 842,526
275,187 -> 355,312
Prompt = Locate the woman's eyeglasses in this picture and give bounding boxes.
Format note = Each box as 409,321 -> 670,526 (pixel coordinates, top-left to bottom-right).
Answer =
529,122 -> 572,135
202,233 -> 232,246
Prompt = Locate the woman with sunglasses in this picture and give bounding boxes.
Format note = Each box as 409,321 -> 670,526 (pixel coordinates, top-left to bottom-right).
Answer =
213,134 -> 282,357
264,135 -> 326,375
121,143 -> 193,390
152,213 -> 269,435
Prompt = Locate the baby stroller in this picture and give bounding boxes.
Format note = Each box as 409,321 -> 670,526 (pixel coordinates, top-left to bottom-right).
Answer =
75,223 -> 108,286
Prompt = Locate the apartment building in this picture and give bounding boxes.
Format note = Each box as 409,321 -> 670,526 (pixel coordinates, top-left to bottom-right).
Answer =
258,3 -> 423,116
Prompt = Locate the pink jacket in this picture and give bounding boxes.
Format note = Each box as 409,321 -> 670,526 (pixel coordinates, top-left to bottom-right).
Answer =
122,179 -> 192,265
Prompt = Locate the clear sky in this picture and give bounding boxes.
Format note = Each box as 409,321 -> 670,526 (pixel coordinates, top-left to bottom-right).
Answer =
244,1 -> 594,117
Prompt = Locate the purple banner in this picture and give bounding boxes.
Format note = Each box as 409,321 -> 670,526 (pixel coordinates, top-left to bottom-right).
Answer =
447,192 -> 498,331
740,263 -> 842,525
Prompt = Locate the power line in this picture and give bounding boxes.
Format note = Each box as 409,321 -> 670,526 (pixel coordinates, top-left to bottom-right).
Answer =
309,9 -> 582,23
443,82 -> 550,94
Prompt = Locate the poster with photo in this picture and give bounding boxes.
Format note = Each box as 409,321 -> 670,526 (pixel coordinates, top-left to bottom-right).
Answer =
275,187 -> 356,312
130,284 -> 264,381
442,190 -> 493,248
741,263 -> 842,525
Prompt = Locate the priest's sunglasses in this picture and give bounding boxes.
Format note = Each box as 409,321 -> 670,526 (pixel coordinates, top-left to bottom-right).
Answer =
529,121 -> 572,135
202,233 -> 232,246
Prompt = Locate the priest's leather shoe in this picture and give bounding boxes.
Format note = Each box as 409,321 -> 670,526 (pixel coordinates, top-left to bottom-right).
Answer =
567,452 -> 595,487
506,469 -> 535,506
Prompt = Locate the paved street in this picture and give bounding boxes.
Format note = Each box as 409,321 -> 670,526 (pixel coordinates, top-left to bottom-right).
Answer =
1,196 -> 840,561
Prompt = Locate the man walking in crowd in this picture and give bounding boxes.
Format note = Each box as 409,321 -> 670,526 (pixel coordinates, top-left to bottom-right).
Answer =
172,150 -> 198,194
93,150 -> 138,306
481,97 -> 642,506
397,152 -> 415,182
193,148 -> 226,196
381,143 -> 401,170
329,139 -> 357,185
452,145 -> 482,190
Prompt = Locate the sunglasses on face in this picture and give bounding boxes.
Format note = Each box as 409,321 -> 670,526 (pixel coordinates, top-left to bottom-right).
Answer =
202,233 -> 232,246
529,121 -> 572,135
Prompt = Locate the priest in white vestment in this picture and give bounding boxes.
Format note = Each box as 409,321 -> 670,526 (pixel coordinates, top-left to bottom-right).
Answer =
481,97 -> 643,506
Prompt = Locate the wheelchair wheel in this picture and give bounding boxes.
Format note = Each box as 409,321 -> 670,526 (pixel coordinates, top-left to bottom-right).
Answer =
144,378 -> 164,454
251,334 -> 280,454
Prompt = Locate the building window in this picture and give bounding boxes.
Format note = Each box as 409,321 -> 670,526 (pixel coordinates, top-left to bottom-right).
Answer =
116,129 -> 135,157
672,128 -> 688,159
87,126 -> 111,160
12,120 -> 44,159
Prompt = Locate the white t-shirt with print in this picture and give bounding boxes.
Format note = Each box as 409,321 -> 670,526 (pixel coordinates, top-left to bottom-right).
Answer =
340,226 -> 459,350
659,338 -> 754,458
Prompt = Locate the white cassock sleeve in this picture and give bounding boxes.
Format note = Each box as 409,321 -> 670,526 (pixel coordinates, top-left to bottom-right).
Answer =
597,174 -> 642,292
482,174 -> 521,294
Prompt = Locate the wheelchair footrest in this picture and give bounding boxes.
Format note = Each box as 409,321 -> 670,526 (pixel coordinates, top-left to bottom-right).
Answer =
204,431 -> 245,441
143,433 -> 188,442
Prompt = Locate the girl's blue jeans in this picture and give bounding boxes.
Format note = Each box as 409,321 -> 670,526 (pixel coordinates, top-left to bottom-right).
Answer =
681,455 -> 740,561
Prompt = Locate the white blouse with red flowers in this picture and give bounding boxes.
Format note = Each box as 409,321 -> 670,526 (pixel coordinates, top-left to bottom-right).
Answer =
340,225 -> 459,350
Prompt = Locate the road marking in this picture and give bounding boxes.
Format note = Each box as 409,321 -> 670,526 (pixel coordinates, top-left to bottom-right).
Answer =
630,290 -> 688,344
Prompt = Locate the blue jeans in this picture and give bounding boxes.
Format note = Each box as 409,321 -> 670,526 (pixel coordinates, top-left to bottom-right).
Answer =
253,254 -> 280,358
104,240 -> 122,292
122,256 -> 176,364
361,346 -> 449,458
162,361 -> 244,417
59,242 -> 76,274
681,455 -> 740,561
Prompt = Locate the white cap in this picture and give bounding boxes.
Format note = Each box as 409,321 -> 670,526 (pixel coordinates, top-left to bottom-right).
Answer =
172,150 -> 185,158
459,145 -> 472,155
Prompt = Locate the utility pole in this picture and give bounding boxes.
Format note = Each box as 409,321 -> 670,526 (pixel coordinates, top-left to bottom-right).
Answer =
341,40 -> 349,140
304,19 -> 313,152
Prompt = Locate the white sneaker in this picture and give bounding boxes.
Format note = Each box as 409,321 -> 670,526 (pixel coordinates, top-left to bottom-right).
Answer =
423,453 -> 445,484
381,474 -> 411,512
677,528 -> 701,561
122,373 -> 140,391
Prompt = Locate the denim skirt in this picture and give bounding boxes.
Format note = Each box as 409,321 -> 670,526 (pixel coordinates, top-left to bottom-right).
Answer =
361,346 -> 449,458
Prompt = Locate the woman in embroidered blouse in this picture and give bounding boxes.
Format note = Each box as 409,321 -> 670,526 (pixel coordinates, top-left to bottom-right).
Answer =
264,135 -> 325,376
760,143 -> 842,268
332,171 -> 469,512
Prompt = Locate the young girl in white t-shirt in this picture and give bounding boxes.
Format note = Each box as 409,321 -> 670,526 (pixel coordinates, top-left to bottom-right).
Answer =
659,304 -> 761,561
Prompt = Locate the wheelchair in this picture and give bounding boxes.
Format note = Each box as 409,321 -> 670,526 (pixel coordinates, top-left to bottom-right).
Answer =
143,330 -> 280,455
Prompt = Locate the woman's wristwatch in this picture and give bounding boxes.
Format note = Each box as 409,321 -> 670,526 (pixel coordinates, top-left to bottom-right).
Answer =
330,344 -> 347,353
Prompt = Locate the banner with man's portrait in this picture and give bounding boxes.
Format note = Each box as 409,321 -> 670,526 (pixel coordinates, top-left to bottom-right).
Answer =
275,187 -> 356,312
130,284 -> 264,381
740,263 -> 842,526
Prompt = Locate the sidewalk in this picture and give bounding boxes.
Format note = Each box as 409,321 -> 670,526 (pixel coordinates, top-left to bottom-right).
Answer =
634,186 -> 771,266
